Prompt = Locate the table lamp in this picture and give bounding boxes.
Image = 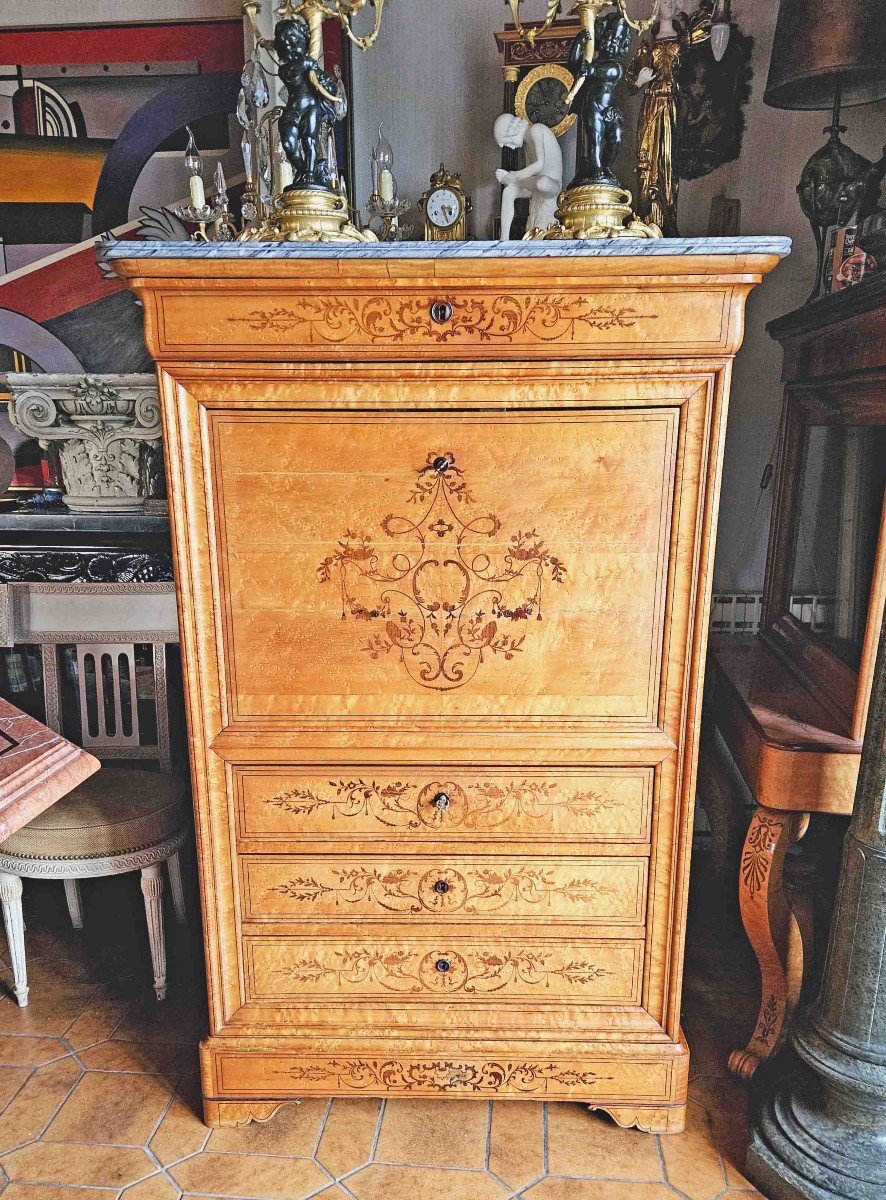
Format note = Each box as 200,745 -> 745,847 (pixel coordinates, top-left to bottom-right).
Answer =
764,0 -> 886,299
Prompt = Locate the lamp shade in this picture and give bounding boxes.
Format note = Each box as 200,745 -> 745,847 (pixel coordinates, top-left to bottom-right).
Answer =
764,0 -> 886,110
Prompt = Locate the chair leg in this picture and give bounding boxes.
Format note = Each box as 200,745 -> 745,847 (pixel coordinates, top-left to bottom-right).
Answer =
0,871 -> 28,1007
728,805 -> 811,1081
140,864 -> 167,1002
64,878 -> 84,929
167,851 -> 187,925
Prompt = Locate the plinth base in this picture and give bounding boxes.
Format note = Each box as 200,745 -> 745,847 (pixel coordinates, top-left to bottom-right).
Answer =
530,184 -> 662,241
246,188 -> 377,244
747,1052 -> 886,1200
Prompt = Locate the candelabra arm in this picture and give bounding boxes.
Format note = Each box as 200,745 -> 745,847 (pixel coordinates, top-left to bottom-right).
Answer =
336,0 -> 387,51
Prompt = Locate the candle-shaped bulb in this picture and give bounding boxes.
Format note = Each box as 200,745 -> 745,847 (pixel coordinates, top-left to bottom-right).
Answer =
184,126 -> 203,178
710,0 -> 731,60
184,126 -> 205,210
371,121 -> 396,202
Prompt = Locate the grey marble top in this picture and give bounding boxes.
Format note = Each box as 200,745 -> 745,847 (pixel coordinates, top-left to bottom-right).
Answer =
0,508 -> 170,534
106,236 -> 791,262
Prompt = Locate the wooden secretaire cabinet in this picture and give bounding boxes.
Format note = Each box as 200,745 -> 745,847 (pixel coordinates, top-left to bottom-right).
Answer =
110,239 -> 787,1132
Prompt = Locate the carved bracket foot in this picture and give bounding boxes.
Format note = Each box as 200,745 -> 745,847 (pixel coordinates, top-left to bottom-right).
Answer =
590,1102 -> 686,1135
203,1099 -> 291,1128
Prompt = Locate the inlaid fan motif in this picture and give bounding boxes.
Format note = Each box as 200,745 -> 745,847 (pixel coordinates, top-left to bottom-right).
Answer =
317,452 -> 567,691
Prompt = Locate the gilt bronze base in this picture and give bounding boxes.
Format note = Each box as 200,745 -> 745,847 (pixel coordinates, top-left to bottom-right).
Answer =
247,187 -> 377,243
532,183 -> 662,240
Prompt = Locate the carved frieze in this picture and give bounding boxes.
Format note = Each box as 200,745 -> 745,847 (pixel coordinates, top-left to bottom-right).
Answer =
7,374 -> 163,513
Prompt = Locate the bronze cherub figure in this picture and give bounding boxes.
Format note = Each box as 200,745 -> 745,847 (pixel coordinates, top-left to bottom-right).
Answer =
275,16 -> 341,190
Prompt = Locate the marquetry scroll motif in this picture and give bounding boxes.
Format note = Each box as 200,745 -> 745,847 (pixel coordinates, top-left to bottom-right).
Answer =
285,1058 -> 611,1095
318,451 -> 566,691
227,293 -> 658,346
245,770 -> 651,842
244,857 -> 644,921
248,939 -> 641,1001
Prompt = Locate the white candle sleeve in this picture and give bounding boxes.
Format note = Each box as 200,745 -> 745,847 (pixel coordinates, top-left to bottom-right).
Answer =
189,174 -> 206,210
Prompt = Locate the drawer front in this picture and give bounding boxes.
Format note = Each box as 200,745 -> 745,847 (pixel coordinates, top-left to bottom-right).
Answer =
236,767 -> 652,845
240,855 -> 648,925
159,285 -> 731,361
211,408 -> 678,729
244,935 -> 643,1005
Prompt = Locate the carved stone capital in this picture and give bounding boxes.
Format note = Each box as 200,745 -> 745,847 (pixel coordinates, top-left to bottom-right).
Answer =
7,374 -> 163,512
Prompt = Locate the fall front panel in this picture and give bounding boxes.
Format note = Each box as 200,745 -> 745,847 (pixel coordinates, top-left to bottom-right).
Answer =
208,409 -> 679,729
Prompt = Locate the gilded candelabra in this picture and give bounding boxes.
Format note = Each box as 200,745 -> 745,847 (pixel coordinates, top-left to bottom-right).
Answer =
507,0 -> 662,238
239,0 -> 390,241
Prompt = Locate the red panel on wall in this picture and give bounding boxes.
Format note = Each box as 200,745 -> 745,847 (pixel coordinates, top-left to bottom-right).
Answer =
0,22 -> 244,74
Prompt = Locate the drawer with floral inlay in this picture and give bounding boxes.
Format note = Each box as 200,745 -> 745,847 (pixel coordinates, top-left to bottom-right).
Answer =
238,855 -> 648,926
234,767 -> 653,849
242,934 -> 644,1006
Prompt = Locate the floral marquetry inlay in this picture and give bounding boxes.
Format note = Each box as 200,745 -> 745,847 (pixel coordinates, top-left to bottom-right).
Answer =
268,864 -> 619,915
318,452 -> 566,691
285,1058 -> 610,1095
227,293 -> 657,345
275,947 -> 612,995
262,777 -> 628,832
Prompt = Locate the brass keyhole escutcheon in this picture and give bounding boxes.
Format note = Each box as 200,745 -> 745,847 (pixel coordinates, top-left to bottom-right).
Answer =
430,300 -> 453,324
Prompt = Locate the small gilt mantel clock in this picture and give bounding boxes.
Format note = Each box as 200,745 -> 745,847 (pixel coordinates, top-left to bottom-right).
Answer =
419,165 -> 472,242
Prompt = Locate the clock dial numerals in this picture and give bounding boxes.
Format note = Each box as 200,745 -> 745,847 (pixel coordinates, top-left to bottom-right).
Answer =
428,188 -> 461,230
527,78 -> 568,129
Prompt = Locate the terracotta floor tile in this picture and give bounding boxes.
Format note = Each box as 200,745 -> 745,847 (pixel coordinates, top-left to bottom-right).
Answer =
690,1076 -> 751,1181
149,1092 -> 209,1167
521,1180 -> 674,1199
546,1105 -> 663,1181
170,1152 -> 329,1199
1,1143 -> 156,1188
113,996 -> 206,1046
345,1164 -> 509,1200
44,1069 -> 173,1145
0,988 -> 95,1037
0,1065 -> 31,1109
310,1189 -> 351,1199
660,1100 -> 728,1200
63,999 -> 129,1050
0,1037 -> 69,1068
0,1185 -> 116,1200
120,1173 -> 182,1200
207,1098 -> 327,1155
0,1057 -> 83,1154
374,1099 -> 488,1169
720,1189 -> 765,1198
315,1098 -> 380,1177
76,1040 -> 192,1077
488,1100 -> 544,1191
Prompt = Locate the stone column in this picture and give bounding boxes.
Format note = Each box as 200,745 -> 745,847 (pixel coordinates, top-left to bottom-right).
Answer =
8,374 -> 163,512
746,618 -> 886,1199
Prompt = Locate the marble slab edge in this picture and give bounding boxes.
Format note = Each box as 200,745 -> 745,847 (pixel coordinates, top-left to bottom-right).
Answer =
105,236 -> 792,261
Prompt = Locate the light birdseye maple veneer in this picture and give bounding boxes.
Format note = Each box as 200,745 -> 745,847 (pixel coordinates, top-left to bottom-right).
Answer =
110,239 -> 787,1133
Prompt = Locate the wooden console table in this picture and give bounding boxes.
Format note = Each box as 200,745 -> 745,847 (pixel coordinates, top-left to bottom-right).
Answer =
109,237 -> 787,1132
706,273 -> 886,1080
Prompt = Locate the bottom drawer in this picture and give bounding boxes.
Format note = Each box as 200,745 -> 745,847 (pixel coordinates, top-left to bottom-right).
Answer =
244,935 -> 643,1005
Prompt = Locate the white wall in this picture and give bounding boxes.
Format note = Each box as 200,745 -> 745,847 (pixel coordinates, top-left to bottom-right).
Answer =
351,0 -> 886,591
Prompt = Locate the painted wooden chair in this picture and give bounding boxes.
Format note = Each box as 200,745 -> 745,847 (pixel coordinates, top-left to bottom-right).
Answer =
0,583 -> 189,1003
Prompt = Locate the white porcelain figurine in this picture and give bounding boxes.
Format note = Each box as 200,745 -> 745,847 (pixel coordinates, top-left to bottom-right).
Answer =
494,113 -> 563,239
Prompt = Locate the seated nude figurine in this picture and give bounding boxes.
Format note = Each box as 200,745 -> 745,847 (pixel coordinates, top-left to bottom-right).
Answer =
494,113 -> 563,238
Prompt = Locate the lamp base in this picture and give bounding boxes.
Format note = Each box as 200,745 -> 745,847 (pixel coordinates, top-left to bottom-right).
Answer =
245,188 -> 377,243
529,184 -> 662,240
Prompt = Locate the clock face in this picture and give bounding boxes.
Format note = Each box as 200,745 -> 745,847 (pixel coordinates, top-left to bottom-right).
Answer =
427,187 -> 461,229
514,64 -> 577,139
526,76 -> 569,131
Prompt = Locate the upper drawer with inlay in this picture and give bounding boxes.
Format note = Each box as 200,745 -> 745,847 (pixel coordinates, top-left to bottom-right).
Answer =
152,284 -> 733,361
234,766 -> 653,848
